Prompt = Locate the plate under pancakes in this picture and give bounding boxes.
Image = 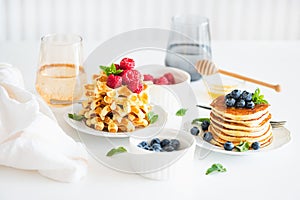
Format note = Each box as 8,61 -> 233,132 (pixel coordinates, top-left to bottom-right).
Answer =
209,95 -> 273,148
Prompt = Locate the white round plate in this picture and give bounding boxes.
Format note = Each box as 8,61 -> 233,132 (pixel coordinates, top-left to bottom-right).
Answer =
193,126 -> 291,156
64,103 -> 168,138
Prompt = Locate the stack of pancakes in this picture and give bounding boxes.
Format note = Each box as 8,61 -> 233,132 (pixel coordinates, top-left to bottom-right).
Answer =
209,95 -> 273,148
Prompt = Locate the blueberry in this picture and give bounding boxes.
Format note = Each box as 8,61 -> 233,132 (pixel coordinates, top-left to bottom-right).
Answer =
152,143 -> 162,152
245,101 -> 255,109
225,98 -> 236,107
203,132 -> 213,142
241,91 -> 252,101
160,139 -> 170,148
230,89 -> 242,99
236,99 -> 246,108
137,141 -> 148,148
143,144 -> 152,151
190,127 -> 200,136
201,120 -> 210,131
163,145 -> 175,152
152,143 -> 161,148
251,141 -> 260,150
224,141 -> 234,151
170,139 -> 180,150
150,138 -> 160,146
225,93 -> 232,100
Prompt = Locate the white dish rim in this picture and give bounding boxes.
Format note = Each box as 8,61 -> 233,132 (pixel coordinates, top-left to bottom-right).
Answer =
64,103 -> 168,138
194,126 -> 291,156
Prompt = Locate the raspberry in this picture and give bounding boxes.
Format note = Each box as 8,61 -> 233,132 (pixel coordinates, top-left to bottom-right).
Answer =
164,73 -> 175,84
154,76 -> 169,85
122,70 -> 142,85
114,63 -> 120,70
119,69 -> 129,76
127,81 -> 143,93
143,74 -> 154,82
119,58 -> 135,70
106,74 -> 122,89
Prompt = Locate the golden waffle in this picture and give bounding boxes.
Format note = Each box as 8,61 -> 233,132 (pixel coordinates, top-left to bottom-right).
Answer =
80,72 -> 151,133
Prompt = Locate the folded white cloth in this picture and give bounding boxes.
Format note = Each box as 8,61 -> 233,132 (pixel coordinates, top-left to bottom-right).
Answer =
0,63 -> 88,182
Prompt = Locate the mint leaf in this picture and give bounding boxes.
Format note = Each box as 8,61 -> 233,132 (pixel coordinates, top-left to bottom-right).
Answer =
192,118 -> 210,125
106,146 -> 127,157
252,88 -> 269,105
206,163 -> 227,175
110,63 -> 123,75
235,141 -> 250,152
68,113 -> 84,121
176,108 -> 188,116
100,63 -> 123,76
147,111 -> 159,124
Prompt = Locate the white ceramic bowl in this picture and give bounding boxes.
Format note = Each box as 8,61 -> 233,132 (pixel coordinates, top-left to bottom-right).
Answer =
129,128 -> 196,180
137,65 -> 198,130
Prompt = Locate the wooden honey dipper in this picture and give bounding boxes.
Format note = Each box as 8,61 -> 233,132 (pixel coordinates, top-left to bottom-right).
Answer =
195,60 -> 281,92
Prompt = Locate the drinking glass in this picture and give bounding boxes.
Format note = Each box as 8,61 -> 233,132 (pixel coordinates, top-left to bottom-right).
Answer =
35,34 -> 87,106
165,15 -> 212,81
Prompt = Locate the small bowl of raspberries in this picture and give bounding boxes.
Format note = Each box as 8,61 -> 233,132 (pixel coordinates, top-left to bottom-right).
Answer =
136,65 -> 192,130
137,64 -> 190,86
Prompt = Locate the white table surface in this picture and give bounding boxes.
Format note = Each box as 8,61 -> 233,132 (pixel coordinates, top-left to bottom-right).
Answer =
0,40 -> 299,200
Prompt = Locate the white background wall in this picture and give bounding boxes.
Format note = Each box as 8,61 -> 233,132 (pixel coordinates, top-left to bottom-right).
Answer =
1,0 -> 300,42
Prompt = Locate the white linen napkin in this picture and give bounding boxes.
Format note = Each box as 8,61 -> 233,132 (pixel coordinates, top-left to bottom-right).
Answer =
0,63 -> 88,182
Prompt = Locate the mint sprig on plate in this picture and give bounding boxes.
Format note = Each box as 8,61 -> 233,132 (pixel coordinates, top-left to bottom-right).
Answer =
147,111 -> 159,124
100,63 -> 123,76
252,88 -> 268,104
68,113 -> 84,121
192,117 -> 210,125
106,146 -> 127,157
235,141 -> 250,152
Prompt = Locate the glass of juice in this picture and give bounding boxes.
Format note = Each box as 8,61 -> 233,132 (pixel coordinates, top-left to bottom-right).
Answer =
35,34 -> 87,106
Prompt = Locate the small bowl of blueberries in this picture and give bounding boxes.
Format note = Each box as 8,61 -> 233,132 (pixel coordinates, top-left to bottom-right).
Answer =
129,128 -> 196,180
